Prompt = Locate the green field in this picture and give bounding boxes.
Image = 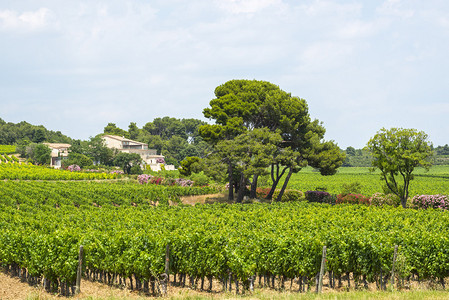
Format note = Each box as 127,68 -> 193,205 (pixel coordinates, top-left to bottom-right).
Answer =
279,165 -> 449,196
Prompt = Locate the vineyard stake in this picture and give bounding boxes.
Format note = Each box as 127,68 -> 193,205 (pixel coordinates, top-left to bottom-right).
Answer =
318,245 -> 327,293
391,245 -> 398,289
161,244 -> 170,295
75,245 -> 84,294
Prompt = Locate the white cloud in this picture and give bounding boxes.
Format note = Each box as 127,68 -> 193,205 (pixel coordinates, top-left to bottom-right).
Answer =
301,0 -> 362,17
299,41 -> 355,71
335,19 -> 388,39
0,8 -> 54,32
216,0 -> 282,14
377,0 -> 414,18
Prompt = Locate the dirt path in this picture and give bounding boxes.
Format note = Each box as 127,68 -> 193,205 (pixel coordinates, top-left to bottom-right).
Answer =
0,272 -> 147,300
180,193 -> 226,205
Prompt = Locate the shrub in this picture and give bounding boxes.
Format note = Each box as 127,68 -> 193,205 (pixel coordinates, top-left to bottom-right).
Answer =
67,164 -> 81,172
305,191 -> 332,204
138,174 -> 153,184
109,170 -> 124,176
174,178 -> 194,187
256,188 -> 271,199
190,172 -> 210,187
273,189 -> 305,202
150,177 -> 163,185
340,182 -> 362,196
369,193 -> 401,207
411,194 -> 449,210
129,165 -> 143,175
336,193 -> 370,205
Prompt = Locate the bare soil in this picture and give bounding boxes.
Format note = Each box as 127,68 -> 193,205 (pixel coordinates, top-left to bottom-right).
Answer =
180,193 -> 227,205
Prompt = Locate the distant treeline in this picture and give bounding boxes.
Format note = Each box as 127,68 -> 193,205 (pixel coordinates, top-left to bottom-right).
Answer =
1,117 -> 448,167
343,145 -> 449,167
102,117 -> 211,167
0,118 -> 72,145
0,117 -> 211,167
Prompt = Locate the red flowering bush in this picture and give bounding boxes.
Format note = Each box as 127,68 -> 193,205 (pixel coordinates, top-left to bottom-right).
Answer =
150,177 -> 163,185
336,193 -> 370,205
256,188 -> 271,199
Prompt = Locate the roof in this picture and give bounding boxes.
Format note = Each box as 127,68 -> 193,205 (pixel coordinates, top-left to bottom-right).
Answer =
43,143 -> 71,149
102,135 -> 147,146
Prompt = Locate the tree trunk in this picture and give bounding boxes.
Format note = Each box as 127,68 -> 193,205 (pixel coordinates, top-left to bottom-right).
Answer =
228,163 -> 234,201
275,167 -> 293,202
250,174 -> 258,199
266,163 -> 288,200
236,173 -> 246,203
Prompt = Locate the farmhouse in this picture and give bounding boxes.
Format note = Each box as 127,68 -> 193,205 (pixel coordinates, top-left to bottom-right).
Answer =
102,135 -> 174,171
43,143 -> 71,169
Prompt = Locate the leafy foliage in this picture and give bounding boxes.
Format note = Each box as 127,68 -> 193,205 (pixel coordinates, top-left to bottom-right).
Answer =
200,79 -> 345,202
367,127 -> 434,207
113,152 -> 142,174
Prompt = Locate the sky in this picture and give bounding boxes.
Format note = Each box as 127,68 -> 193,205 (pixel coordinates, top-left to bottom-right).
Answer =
1,0 -> 448,149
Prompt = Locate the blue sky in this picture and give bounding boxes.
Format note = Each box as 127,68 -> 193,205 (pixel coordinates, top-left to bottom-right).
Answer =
1,0 -> 448,148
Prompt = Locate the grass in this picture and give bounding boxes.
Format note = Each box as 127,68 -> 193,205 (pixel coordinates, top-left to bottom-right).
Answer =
166,289 -> 449,300
25,289 -> 449,300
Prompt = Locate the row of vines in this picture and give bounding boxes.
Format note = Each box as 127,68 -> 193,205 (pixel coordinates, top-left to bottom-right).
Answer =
0,163 -> 121,180
0,145 -> 16,154
1,181 -> 449,295
0,153 -> 19,163
286,166 -> 449,196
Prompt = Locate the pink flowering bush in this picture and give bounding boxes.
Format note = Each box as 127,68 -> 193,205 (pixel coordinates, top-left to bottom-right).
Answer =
67,164 -> 81,172
156,157 -> 165,164
109,170 -> 124,175
411,194 -> 449,210
138,174 -> 153,184
175,178 -> 194,187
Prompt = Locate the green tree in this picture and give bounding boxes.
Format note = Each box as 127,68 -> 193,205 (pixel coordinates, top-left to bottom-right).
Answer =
113,152 -> 142,174
345,146 -> 356,156
367,127 -> 433,208
88,136 -> 115,165
104,123 -> 129,138
128,122 -> 140,140
179,156 -> 202,177
62,152 -> 93,168
31,143 -> 51,165
144,117 -> 187,140
231,128 -> 282,202
200,79 -> 344,201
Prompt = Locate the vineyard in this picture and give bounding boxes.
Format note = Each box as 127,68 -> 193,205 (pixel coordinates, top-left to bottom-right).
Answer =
0,163 -> 122,180
285,166 -> 449,196
1,179 -> 449,296
0,145 -> 16,154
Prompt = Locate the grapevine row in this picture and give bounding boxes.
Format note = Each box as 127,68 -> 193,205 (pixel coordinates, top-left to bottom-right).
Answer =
1,188 -> 449,294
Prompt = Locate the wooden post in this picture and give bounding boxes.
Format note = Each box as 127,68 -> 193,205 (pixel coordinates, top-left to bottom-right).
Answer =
75,245 -> 84,294
391,245 -> 398,288
165,244 -> 170,280
161,244 -> 170,295
318,246 -> 327,293
380,243 -> 383,290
